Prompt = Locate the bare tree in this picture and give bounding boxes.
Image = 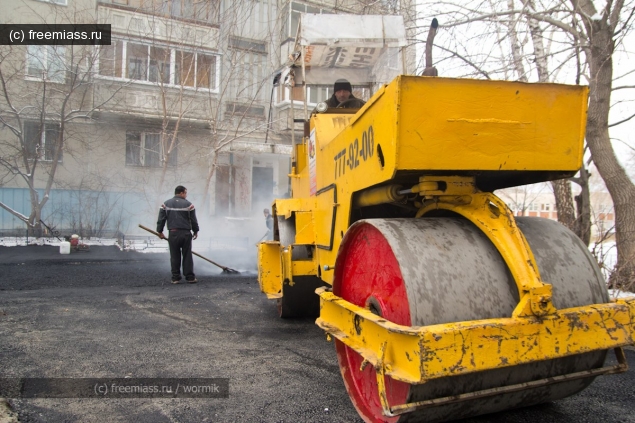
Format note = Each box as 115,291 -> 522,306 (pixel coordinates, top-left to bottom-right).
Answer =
197,1 -> 282,214
417,0 -> 635,289
0,5 -> 122,236
94,0 -> 283,218
496,183 -> 553,216
573,0 -> 635,288
526,0 -> 592,243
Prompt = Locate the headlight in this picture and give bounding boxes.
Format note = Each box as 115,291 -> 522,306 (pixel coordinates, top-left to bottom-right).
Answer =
316,102 -> 328,113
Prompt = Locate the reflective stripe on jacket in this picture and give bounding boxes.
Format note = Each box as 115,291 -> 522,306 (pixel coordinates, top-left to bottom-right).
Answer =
156,196 -> 200,233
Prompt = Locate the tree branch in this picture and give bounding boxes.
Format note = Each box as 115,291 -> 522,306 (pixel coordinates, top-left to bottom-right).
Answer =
609,0 -> 626,33
0,201 -> 32,226
434,44 -> 492,79
609,111 -> 635,127
433,8 -> 585,41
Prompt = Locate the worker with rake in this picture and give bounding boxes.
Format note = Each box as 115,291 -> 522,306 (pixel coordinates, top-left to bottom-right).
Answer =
157,185 -> 200,284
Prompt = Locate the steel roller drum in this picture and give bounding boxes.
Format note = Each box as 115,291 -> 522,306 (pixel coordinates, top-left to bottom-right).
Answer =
333,217 -> 608,423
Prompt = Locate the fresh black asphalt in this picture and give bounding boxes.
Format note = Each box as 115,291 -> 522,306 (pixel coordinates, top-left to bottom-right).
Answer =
0,245 -> 633,422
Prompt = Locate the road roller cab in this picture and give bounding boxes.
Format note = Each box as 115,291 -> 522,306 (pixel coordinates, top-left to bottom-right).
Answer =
257,14 -> 635,423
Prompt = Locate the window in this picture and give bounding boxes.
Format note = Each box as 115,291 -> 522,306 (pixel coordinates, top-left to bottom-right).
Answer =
125,131 -> 178,167
281,2 -> 328,40
229,37 -> 267,54
307,85 -> 331,104
35,0 -> 67,5
127,43 -> 148,80
380,0 -> 399,12
175,50 -> 195,87
227,48 -> 266,103
196,53 -> 216,89
24,121 -> 62,162
277,84 -> 370,105
101,0 -> 220,24
171,0 -> 196,19
98,39 -> 219,91
149,47 -> 170,84
540,203 -> 550,211
98,41 -> 123,78
226,102 -> 265,119
26,45 -> 66,83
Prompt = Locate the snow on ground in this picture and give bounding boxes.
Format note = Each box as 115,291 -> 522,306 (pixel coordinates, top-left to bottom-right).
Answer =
609,289 -> 635,299
587,241 -> 635,299
0,236 -> 160,252
0,235 -> 256,271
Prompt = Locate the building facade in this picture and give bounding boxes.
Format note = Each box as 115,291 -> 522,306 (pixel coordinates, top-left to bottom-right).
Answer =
0,0 -> 416,239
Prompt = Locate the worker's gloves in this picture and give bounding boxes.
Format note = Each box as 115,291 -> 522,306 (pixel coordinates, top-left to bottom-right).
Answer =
193,233 -> 198,240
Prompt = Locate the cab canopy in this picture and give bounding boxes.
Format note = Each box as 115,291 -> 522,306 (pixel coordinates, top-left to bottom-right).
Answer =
283,13 -> 408,108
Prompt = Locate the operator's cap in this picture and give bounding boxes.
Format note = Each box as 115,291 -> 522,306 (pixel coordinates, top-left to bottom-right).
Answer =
334,79 -> 352,93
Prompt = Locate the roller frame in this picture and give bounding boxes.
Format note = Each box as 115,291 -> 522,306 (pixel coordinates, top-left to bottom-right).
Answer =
317,290 -> 633,412
316,176 -> 635,417
258,242 -> 318,299
319,289 -> 635,385
414,176 -> 553,318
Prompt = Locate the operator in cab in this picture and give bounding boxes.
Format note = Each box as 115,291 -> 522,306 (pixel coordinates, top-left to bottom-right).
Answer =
325,79 -> 366,108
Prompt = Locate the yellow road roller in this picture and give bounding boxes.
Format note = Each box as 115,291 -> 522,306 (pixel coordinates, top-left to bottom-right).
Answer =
258,14 -> 635,423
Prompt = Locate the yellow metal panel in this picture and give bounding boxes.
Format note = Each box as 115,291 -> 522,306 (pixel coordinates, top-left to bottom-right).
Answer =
313,114 -> 355,151
274,197 -> 316,219
292,259 -> 318,276
314,185 -> 336,250
291,142 -> 311,199
294,211 -> 315,244
317,292 -> 421,382
282,246 -> 292,285
295,142 -> 308,174
303,83 -> 402,279
396,76 -> 588,171
317,289 -> 635,385
257,242 -> 282,299
312,86 -> 400,195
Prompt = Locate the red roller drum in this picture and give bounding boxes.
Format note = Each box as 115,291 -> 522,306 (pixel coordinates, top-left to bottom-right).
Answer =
332,217 -> 608,423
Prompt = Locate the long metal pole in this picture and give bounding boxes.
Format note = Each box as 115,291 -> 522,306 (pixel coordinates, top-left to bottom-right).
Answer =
302,45 -> 308,121
290,73 -> 295,171
138,224 -> 239,274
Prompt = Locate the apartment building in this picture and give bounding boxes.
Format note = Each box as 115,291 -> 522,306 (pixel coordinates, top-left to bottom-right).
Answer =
0,0 -> 415,238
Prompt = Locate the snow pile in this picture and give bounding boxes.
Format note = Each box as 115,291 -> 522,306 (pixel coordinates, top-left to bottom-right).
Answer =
609,289 -> 635,300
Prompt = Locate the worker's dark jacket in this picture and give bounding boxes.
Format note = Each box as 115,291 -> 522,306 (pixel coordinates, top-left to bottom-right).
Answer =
157,196 -> 199,234
325,94 -> 366,109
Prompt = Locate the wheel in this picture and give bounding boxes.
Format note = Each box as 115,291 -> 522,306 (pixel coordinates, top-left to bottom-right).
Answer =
333,217 -> 608,423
